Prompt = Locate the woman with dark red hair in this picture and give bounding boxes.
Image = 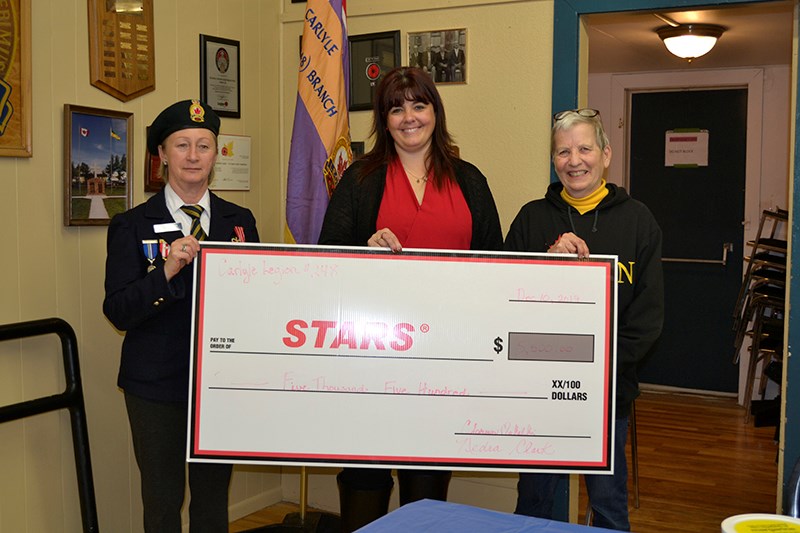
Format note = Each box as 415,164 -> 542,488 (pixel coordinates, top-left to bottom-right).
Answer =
319,66 -> 502,531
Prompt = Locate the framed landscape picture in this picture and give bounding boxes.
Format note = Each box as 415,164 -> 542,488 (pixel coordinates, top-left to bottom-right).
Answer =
63,104 -> 132,226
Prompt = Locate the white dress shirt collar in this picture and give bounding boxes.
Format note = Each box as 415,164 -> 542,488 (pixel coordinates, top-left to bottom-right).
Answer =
164,183 -> 211,236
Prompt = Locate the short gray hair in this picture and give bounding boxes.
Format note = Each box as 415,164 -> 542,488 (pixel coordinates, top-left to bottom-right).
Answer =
551,111 -> 610,158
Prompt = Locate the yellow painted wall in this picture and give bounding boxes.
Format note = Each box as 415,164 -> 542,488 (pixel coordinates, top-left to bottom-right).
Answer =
0,0 -> 553,531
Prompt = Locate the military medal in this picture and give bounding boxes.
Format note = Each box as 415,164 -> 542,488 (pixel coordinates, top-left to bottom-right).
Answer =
159,239 -> 170,260
233,226 -> 245,242
142,240 -> 158,272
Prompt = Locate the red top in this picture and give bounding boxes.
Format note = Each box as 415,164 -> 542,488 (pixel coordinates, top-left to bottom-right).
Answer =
377,158 -> 472,250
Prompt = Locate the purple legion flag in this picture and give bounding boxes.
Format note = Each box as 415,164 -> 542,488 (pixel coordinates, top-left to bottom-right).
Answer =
286,0 -> 352,244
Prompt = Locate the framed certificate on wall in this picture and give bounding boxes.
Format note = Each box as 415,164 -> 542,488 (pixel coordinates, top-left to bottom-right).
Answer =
200,34 -> 241,118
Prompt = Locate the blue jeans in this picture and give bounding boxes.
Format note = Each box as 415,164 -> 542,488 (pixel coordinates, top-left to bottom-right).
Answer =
515,416 -> 630,531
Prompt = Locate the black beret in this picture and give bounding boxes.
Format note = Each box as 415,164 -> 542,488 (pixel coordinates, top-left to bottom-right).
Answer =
146,99 -> 220,154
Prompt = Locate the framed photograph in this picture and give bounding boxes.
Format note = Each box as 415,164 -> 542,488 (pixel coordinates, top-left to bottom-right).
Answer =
408,28 -> 467,84
0,0 -> 32,157
348,30 -> 400,111
143,126 -> 164,193
63,105 -> 133,226
200,34 -> 241,118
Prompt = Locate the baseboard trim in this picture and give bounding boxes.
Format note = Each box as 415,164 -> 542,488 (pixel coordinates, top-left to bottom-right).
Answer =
228,486 -> 284,522
640,382 -> 738,398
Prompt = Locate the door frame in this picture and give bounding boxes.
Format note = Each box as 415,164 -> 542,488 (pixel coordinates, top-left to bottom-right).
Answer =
552,0 -> 795,511
611,70 -> 763,403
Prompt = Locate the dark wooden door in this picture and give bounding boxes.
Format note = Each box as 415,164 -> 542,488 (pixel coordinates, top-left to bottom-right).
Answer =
630,88 -> 746,393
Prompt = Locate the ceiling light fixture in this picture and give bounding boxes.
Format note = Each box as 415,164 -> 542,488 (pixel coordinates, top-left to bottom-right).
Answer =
656,24 -> 726,62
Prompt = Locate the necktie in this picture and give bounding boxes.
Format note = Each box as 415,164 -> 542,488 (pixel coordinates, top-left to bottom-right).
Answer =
180,204 -> 207,241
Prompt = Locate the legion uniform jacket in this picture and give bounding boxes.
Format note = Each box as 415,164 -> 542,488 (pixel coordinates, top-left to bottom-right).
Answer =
103,189 -> 259,402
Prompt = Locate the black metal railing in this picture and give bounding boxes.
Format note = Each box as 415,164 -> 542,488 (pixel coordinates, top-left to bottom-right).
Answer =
0,318 -> 99,532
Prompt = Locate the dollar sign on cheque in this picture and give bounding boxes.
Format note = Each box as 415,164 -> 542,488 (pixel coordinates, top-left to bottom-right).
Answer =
493,336 -> 504,354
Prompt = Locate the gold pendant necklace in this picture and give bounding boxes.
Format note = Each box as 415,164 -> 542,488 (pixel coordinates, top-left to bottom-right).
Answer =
403,165 -> 428,184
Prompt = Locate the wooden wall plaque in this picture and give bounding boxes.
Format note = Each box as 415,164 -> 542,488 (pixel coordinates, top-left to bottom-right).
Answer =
88,0 -> 155,102
0,0 -> 32,157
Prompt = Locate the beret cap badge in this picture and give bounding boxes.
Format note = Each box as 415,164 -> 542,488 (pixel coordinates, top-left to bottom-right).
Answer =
189,100 -> 205,123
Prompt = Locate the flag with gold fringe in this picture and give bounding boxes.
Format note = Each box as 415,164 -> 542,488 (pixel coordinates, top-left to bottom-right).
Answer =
285,0 -> 351,244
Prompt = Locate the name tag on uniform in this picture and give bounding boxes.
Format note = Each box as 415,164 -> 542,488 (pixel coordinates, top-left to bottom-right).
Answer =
153,222 -> 182,233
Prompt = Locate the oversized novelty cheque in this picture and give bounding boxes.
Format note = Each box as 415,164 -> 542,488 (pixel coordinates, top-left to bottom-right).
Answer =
188,244 -> 617,474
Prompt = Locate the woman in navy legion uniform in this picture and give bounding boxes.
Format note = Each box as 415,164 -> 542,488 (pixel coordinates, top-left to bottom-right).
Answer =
103,99 -> 259,533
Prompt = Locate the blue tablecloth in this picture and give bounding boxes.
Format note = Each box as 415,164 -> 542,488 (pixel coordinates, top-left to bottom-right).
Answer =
356,499 -> 617,532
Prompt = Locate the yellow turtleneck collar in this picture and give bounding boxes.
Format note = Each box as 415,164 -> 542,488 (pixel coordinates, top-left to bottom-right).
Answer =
560,180 -> 608,215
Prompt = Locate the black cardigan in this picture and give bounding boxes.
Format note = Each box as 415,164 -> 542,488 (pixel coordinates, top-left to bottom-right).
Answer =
318,159 -> 503,250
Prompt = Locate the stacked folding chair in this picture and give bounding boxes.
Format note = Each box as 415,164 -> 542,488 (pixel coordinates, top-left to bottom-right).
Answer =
732,208 -> 787,423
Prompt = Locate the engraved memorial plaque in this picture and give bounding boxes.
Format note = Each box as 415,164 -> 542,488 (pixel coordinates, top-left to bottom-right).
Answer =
88,0 -> 155,102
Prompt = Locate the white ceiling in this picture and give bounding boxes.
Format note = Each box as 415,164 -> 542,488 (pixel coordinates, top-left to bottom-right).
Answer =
585,1 -> 794,73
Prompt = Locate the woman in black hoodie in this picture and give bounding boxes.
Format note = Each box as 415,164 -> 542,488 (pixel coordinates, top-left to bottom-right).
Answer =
505,108 -> 663,531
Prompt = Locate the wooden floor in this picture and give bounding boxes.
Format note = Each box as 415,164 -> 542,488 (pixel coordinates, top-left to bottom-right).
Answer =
230,390 -> 779,532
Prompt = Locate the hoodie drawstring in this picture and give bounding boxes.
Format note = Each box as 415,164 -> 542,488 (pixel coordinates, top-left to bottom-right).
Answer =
567,206 -> 599,234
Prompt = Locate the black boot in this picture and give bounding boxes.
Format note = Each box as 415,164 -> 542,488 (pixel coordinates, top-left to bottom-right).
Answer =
337,469 -> 393,533
397,470 -> 452,506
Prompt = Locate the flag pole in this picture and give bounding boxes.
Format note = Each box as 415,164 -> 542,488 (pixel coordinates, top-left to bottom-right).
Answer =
300,466 -> 309,522
242,467 -> 340,532
245,0 -> 350,529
